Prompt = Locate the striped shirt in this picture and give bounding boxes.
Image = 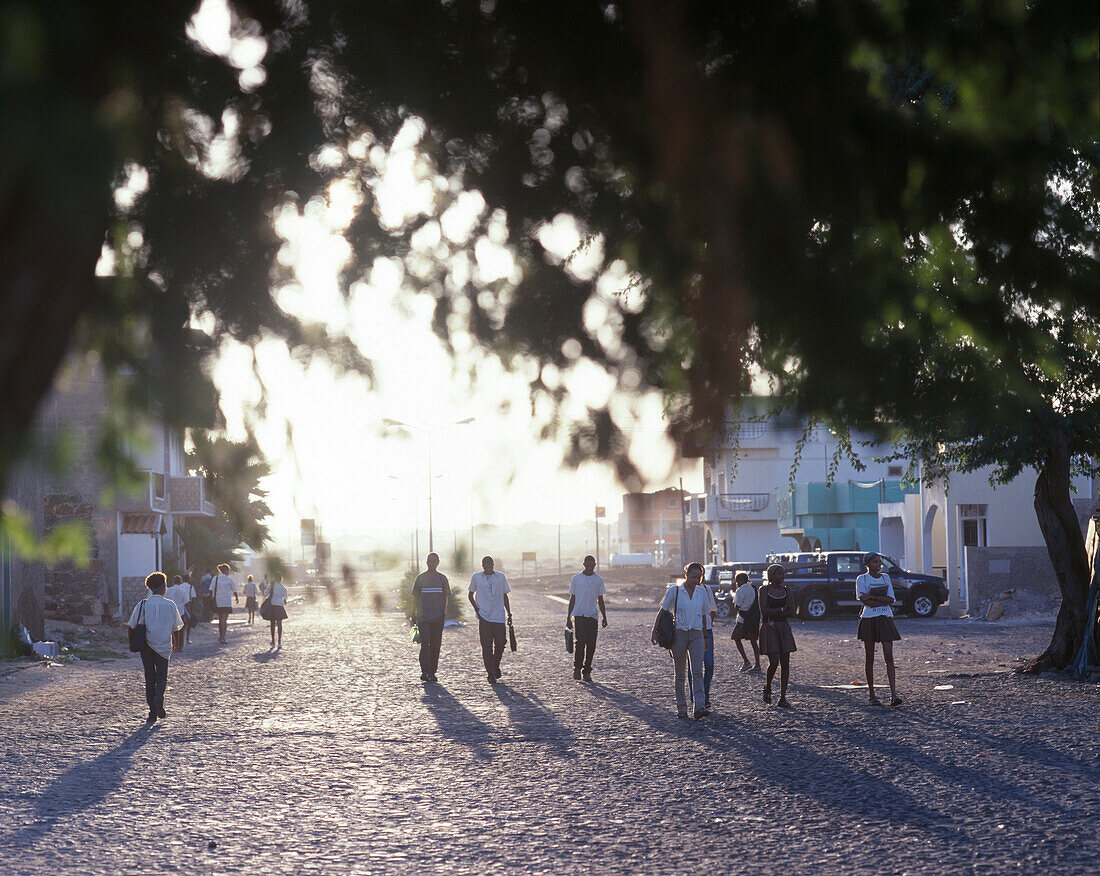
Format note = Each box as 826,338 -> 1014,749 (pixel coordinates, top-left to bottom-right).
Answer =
412,571 -> 451,622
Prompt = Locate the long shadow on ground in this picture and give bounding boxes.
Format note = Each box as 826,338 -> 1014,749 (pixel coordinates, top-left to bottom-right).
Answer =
5,724 -> 154,845
421,683 -> 496,761
490,683 -> 577,759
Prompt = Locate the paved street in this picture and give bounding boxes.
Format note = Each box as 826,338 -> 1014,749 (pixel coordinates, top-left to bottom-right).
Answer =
0,586 -> 1097,874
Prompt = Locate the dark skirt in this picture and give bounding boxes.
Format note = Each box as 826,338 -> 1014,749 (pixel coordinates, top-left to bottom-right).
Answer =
758,619 -> 797,654
245,596 -> 258,610
732,616 -> 760,638
858,616 -> 901,643
268,604 -> 288,622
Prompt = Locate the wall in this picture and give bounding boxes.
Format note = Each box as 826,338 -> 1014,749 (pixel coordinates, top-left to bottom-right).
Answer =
963,546 -> 1061,605
4,463 -> 47,640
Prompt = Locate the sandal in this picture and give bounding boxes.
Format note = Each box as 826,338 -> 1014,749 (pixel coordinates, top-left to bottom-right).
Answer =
777,697 -> 791,708
868,694 -> 882,706
890,696 -> 903,707
762,685 -> 772,705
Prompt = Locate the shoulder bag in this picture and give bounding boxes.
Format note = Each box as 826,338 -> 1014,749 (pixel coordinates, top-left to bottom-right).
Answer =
128,599 -> 147,652
259,592 -> 273,621
654,586 -> 678,650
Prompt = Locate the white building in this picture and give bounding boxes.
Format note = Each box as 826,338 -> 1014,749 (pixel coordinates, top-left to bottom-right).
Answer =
880,467 -> 1098,614
682,414 -> 900,563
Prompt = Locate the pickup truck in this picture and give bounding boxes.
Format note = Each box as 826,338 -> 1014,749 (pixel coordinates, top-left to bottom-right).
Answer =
699,562 -> 767,620
765,551 -> 948,620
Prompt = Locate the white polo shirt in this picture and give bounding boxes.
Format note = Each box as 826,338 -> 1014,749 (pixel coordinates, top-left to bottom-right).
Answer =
569,572 -> 607,618
128,594 -> 184,660
469,571 -> 510,623
733,581 -> 757,617
856,572 -> 895,619
660,583 -> 709,631
166,582 -> 195,616
269,582 -> 289,606
210,574 -> 238,608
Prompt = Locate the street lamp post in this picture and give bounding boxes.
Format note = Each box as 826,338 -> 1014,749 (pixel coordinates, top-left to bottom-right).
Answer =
384,417 -> 475,554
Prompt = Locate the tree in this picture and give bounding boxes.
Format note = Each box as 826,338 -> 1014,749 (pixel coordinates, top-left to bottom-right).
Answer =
177,433 -> 272,572
3,2 -> 1097,668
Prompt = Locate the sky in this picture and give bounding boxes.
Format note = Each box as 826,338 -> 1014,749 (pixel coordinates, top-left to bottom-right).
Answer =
181,0 -> 701,557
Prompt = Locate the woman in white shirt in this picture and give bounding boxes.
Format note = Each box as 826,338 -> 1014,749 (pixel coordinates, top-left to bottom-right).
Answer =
856,552 -> 902,707
651,562 -> 711,720
266,578 -> 289,648
243,575 -> 259,625
210,563 -> 239,644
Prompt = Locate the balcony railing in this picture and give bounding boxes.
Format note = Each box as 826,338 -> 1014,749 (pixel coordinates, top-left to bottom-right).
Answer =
170,476 -> 216,517
718,492 -> 771,513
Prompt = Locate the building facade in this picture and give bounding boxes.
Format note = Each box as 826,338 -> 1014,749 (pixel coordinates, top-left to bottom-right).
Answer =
37,357 -> 215,621
682,414 -> 900,563
616,488 -> 685,565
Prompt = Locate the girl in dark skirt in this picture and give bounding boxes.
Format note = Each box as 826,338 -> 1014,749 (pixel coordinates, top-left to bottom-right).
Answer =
856,552 -> 902,707
268,578 -> 289,648
243,575 -> 259,624
759,563 -> 797,708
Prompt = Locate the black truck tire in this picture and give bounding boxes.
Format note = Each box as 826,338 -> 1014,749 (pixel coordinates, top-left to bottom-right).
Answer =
800,593 -> 829,620
910,589 -> 938,618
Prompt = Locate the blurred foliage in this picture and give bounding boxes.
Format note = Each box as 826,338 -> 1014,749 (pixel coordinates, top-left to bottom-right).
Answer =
399,567 -> 464,622
177,433 -> 272,571
0,500 -> 90,566
1,1 -> 1096,666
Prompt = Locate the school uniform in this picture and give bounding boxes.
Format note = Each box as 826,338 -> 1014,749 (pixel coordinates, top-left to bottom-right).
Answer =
569,571 -> 606,676
758,585 -> 797,654
660,583 -> 709,716
731,581 -> 760,638
856,573 -> 901,642
127,594 -> 183,719
469,571 -> 510,678
412,570 -> 451,677
243,580 -> 259,611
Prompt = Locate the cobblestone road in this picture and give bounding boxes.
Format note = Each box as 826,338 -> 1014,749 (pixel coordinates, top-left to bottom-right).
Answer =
1,586 -> 1097,874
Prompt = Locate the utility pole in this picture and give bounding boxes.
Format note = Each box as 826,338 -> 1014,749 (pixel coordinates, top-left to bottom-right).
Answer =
557,522 -> 562,578
594,504 -> 600,567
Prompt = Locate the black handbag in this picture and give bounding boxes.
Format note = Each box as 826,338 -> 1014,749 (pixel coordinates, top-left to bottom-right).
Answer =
565,626 -> 574,653
654,586 -> 678,650
259,596 -> 272,621
508,618 -> 517,652
128,600 -> 147,653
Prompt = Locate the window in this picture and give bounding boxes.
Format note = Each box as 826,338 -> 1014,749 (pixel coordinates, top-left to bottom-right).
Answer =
697,497 -> 706,515
960,504 -> 988,547
887,465 -> 904,478
962,518 -> 987,547
152,473 -> 166,500
835,556 -> 861,575
667,493 -> 677,508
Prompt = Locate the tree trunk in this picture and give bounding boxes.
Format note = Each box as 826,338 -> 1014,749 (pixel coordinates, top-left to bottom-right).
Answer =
1019,428 -> 1091,673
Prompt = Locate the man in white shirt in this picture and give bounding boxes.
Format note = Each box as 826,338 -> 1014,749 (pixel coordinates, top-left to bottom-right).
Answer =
127,572 -> 184,722
210,563 -> 239,643
567,555 -> 607,682
468,556 -> 512,683
165,575 -> 196,649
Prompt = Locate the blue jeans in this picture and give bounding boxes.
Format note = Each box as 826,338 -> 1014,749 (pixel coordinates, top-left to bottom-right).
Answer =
687,629 -> 714,705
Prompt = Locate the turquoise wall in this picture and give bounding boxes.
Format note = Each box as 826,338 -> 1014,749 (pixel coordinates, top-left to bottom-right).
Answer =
775,480 -> 914,552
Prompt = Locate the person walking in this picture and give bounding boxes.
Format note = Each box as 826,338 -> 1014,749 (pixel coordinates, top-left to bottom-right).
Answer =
687,575 -> 718,710
127,572 -> 184,723
468,556 -> 512,683
267,577 -> 289,648
566,555 -> 607,682
243,575 -> 259,624
651,562 -> 710,720
412,552 -> 451,682
730,571 -> 762,672
165,575 -> 195,651
857,552 -> 902,707
210,563 -> 239,643
759,563 -> 797,708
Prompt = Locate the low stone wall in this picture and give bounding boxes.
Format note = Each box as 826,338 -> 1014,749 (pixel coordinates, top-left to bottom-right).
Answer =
120,577 -> 150,618
964,546 -> 1060,606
